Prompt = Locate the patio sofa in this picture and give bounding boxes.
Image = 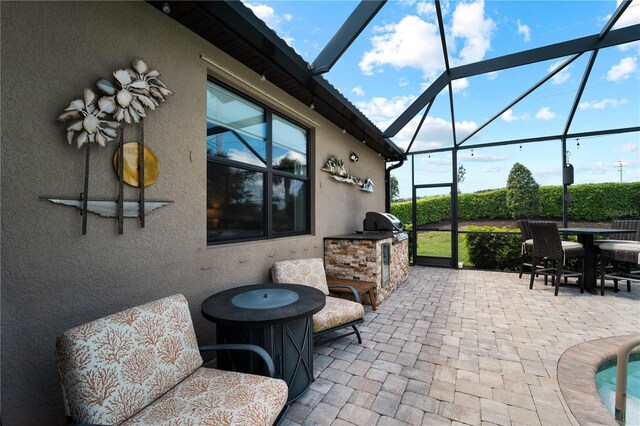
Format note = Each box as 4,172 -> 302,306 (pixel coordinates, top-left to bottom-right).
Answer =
55,294 -> 288,425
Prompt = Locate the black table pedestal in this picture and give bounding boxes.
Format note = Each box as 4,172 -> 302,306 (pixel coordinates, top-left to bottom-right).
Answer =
201,283 -> 325,404
576,234 -> 598,294
216,316 -> 315,403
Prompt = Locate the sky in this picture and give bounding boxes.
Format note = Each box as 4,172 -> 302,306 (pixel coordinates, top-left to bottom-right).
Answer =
241,0 -> 640,198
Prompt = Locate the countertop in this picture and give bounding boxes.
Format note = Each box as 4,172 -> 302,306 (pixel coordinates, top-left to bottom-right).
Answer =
325,232 -> 395,241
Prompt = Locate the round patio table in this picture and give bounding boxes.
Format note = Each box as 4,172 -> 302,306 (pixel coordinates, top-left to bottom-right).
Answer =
202,283 -> 325,402
559,228 -> 636,293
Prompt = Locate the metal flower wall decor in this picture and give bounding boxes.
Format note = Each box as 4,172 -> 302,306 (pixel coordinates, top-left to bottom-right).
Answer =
54,59 -> 173,234
58,59 -> 173,147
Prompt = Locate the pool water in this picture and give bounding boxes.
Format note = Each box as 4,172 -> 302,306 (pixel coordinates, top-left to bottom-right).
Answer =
596,357 -> 640,425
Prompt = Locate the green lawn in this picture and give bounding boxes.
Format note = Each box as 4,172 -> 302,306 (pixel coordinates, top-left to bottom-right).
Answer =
415,231 -> 470,265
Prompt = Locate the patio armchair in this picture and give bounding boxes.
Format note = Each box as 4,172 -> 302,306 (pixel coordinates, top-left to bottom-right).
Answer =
529,221 -> 585,296
55,294 -> 288,426
271,258 -> 365,346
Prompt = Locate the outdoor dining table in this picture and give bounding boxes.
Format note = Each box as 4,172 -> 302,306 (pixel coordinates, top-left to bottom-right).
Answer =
201,283 -> 325,403
558,227 -> 637,294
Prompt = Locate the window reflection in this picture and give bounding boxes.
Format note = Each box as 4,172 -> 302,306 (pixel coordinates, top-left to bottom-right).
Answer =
272,177 -> 308,233
272,114 -> 307,175
207,163 -> 264,242
206,83 -> 267,167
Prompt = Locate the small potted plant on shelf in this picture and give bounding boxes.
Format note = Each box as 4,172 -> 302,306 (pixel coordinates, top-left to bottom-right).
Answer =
324,155 -> 345,175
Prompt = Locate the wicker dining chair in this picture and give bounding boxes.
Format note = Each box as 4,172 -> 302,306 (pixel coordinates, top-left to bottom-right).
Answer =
610,219 -> 640,241
518,220 -> 534,279
599,241 -> 640,295
529,221 -> 585,296
595,219 -> 640,246
598,221 -> 640,294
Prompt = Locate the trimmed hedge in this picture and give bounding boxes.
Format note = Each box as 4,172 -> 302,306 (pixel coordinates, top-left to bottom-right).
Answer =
391,182 -> 639,225
539,183 -> 640,221
465,226 -> 521,272
459,189 -> 510,220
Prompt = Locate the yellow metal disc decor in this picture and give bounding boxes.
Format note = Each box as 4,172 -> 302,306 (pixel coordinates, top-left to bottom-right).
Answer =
113,142 -> 159,187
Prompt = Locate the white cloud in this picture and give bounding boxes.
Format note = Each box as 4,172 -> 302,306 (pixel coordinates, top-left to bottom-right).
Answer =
576,162 -> 613,175
536,107 -> 557,120
395,116 -> 478,151
354,95 -> 477,152
501,109 -> 528,122
607,57 -> 638,81
243,2 -> 295,46
482,165 -> 502,172
578,98 -> 628,110
501,109 -> 517,122
517,19 -> 531,42
420,156 -> 451,165
351,86 -> 365,97
359,0 -> 494,77
459,153 -> 509,162
573,160 -> 639,178
449,0 -> 496,65
355,95 -> 416,124
612,0 -> 640,30
534,167 -> 560,177
274,151 -> 306,165
486,71 -> 499,80
359,15 -> 443,79
228,149 -> 265,167
548,60 -> 571,85
451,78 -> 469,92
244,3 -> 284,28
399,77 -> 410,87
618,41 -> 640,53
622,143 -> 638,153
416,1 -> 437,17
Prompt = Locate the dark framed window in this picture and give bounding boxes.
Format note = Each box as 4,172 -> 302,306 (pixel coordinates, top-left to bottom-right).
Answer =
206,79 -> 310,245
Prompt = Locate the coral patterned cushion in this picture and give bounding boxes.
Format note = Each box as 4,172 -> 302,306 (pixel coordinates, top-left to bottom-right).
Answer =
122,367 -> 288,426
55,294 -> 203,425
313,297 -> 364,333
272,258 -> 330,295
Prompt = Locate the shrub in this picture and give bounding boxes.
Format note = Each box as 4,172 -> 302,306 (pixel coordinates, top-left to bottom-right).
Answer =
465,226 -> 521,272
390,196 -> 450,226
458,189 -> 510,220
390,182 -> 640,224
539,182 -> 640,220
391,200 -> 412,225
506,163 -> 539,218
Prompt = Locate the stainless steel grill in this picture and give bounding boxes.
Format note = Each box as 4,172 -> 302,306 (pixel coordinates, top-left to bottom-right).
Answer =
363,212 -> 408,244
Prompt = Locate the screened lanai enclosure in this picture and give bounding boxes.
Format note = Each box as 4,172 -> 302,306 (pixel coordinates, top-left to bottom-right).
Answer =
385,2 -> 640,268
154,0 -> 640,268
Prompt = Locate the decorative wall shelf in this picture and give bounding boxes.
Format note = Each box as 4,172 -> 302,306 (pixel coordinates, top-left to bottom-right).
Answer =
321,160 -> 374,192
321,168 -> 359,184
44,198 -> 172,218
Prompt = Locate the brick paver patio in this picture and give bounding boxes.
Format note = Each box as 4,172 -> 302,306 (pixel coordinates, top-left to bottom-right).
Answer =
284,266 -> 640,425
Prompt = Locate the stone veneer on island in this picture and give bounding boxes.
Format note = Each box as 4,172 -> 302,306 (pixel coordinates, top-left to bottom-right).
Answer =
324,232 -> 409,306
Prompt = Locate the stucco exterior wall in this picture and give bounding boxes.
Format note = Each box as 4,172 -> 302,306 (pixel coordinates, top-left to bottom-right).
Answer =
0,2 -> 386,423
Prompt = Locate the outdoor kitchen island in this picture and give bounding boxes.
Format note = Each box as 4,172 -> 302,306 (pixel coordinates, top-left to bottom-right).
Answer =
324,232 -> 409,307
